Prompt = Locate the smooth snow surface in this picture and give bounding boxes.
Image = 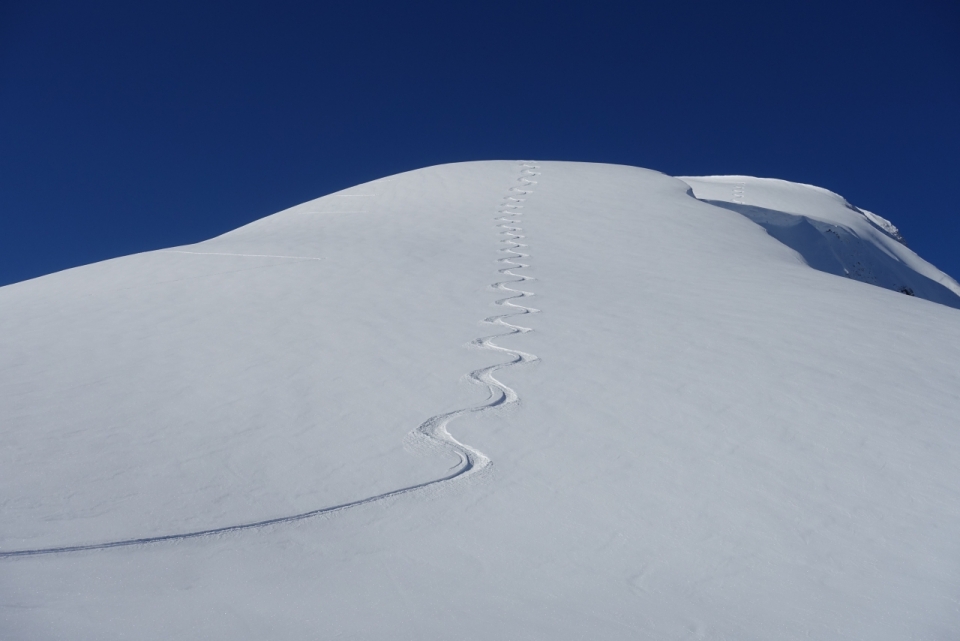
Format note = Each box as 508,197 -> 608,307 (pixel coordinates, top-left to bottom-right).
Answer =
2,161 -> 959,640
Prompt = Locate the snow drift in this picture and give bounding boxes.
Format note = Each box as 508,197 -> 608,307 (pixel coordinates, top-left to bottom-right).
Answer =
2,161 -> 959,640
680,174 -> 960,306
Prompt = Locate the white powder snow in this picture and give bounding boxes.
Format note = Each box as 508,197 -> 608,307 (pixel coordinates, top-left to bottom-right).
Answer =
2,161 -> 959,640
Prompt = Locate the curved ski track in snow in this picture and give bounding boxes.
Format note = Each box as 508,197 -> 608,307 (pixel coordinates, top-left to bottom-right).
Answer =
0,162 -> 541,559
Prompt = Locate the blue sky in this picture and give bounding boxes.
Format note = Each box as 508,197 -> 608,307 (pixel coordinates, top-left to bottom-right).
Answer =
1,0 -> 957,287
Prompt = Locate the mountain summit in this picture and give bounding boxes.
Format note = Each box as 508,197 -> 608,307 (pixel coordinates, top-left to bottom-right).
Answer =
2,161 -> 958,640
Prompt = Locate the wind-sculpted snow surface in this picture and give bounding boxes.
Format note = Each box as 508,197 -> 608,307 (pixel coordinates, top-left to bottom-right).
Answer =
2,162 -> 960,641
681,175 -> 960,308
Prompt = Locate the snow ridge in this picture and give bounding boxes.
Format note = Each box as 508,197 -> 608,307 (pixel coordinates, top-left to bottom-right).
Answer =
0,162 -> 541,559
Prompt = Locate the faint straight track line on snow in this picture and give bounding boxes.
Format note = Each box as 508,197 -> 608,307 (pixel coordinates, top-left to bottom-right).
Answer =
162,251 -> 324,260
0,162 -> 541,559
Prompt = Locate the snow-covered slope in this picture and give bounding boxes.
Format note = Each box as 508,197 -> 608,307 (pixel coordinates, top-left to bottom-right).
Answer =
680,175 -> 960,307
2,162 -> 959,640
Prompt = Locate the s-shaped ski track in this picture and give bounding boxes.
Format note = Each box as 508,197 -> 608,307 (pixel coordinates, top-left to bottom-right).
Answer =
0,162 -> 542,559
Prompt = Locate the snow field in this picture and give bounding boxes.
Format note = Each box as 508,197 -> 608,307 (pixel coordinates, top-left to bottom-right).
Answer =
2,161 -> 959,640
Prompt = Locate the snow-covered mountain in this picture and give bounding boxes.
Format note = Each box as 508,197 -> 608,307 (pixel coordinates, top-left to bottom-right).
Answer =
2,161 -> 959,640
679,174 -> 960,306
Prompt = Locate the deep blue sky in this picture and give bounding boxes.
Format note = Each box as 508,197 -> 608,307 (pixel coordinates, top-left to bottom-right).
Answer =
2,0 -> 958,287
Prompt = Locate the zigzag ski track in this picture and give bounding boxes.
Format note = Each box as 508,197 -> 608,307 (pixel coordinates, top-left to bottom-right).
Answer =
0,162 -> 542,559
